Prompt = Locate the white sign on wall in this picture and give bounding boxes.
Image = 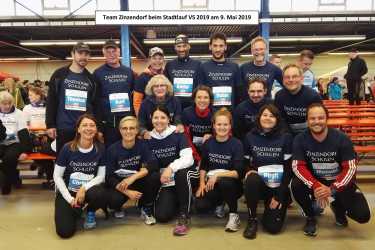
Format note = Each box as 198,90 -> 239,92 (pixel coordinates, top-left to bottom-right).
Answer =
96,10 -> 259,25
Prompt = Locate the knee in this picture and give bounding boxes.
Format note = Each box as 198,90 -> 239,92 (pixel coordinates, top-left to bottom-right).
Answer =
174,169 -> 188,184
195,197 -> 212,213
244,174 -> 262,190
291,177 -> 305,192
217,177 -> 236,190
154,208 -> 173,223
56,225 -> 75,239
351,209 -> 371,224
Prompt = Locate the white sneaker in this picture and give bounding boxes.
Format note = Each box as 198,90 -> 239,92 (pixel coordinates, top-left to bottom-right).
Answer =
215,204 -> 225,218
114,210 -> 125,219
225,213 -> 240,232
141,207 -> 156,225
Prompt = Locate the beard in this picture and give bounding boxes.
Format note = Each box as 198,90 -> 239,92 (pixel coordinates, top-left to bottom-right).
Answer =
212,52 -> 224,60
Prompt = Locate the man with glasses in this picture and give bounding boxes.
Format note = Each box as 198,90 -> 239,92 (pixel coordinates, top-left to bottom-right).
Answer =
275,64 -> 321,136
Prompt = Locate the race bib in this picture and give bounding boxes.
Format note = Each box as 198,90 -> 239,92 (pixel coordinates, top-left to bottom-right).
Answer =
68,172 -> 94,192
312,162 -> 340,181
109,93 -> 130,113
212,86 -> 232,106
192,136 -> 204,146
114,169 -> 138,178
65,89 -> 87,111
173,78 -> 193,97
160,168 -> 175,187
258,164 -> 284,188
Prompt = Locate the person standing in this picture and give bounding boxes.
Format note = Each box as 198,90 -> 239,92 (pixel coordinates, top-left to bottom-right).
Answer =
344,48 -> 368,105
240,36 -> 283,99
199,32 -> 241,110
164,34 -> 201,109
46,42 -> 97,153
297,50 -> 318,92
93,40 -> 135,146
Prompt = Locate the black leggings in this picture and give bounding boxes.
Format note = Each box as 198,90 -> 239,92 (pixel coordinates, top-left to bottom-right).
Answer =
106,172 -> 160,210
195,177 -> 242,214
54,185 -> 107,239
291,177 -> 371,223
0,143 -> 23,189
154,168 -> 199,222
244,173 -> 289,234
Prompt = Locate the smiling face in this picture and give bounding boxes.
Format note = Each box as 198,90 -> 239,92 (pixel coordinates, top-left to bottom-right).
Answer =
103,47 -> 120,66
283,66 -> 303,94
248,81 -> 267,103
175,43 -> 190,58
307,106 -> 328,135
195,90 -> 210,110
149,54 -> 164,71
152,82 -> 168,99
213,115 -> 231,138
251,40 -> 266,64
28,90 -> 41,104
77,118 -> 97,141
152,110 -> 170,133
119,119 -> 138,143
259,108 -> 277,132
209,38 -> 226,61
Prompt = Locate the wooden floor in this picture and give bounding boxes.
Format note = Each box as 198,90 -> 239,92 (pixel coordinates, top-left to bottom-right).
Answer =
0,181 -> 374,250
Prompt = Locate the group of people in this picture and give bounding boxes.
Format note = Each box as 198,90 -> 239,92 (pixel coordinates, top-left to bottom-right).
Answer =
0,32 -> 371,240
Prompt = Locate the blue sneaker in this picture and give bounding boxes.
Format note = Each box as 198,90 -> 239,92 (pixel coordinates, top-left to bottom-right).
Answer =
84,211 -> 96,229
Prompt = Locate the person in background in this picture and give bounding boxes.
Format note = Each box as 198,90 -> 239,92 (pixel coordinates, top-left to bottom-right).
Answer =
2,77 -> 26,110
0,91 -> 32,195
344,48 -> 368,105
133,47 -> 165,115
23,86 -> 55,189
297,50 -> 318,92
327,77 -> 344,100
269,54 -> 283,98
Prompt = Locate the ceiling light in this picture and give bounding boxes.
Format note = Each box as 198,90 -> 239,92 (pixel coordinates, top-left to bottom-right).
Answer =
143,37 -> 243,45
328,52 -> 375,55
0,57 -> 49,61
65,56 -> 137,60
20,40 -> 120,46
269,35 -> 366,42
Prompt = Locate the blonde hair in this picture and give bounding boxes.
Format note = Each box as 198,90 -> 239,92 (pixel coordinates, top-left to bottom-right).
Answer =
0,90 -> 14,105
119,116 -> 139,130
145,75 -> 173,96
213,107 -> 232,125
283,63 -> 303,76
3,78 -> 16,92
250,36 -> 267,49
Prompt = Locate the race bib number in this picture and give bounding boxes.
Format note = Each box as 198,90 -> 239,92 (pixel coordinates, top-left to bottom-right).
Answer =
160,168 -> 175,187
258,165 -> 284,188
114,169 -> 138,178
109,93 -> 130,113
65,89 -> 87,111
212,86 -> 232,106
312,162 -> 340,181
68,172 -> 94,192
173,78 -> 193,97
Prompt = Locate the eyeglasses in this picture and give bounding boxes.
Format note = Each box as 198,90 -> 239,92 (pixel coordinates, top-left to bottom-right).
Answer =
121,127 -> 136,131
154,84 -> 166,88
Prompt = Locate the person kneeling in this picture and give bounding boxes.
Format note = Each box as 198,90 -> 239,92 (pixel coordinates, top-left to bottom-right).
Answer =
242,104 -> 293,239
195,108 -> 244,232
292,103 -> 371,237
53,114 -> 106,238
105,116 -> 159,224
